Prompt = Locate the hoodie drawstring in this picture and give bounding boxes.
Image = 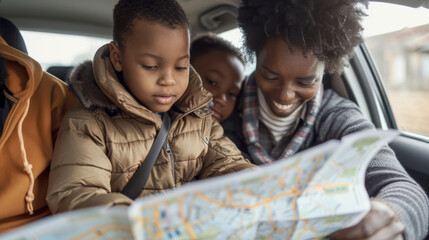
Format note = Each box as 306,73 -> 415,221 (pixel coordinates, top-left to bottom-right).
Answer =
17,98 -> 34,214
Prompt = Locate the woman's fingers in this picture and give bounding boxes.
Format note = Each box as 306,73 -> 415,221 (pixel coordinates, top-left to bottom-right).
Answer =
329,200 -> 404,240
364,221 -> 404,240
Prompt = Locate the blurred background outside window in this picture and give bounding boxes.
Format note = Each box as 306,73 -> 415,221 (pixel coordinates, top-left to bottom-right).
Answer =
363,3 -> 429,137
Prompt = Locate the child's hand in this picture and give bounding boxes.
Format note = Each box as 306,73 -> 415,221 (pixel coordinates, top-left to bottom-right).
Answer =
329,200 -> 404,240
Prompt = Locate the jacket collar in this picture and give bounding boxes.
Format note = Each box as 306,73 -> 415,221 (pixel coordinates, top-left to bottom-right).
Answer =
69,44 -> 212,121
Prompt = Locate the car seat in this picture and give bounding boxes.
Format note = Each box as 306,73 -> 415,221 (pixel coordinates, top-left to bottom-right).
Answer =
46,66 -> 74,83
0,17 -> 28,54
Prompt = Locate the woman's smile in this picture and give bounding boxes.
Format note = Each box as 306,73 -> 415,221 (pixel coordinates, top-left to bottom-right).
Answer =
273,101 -> 294,111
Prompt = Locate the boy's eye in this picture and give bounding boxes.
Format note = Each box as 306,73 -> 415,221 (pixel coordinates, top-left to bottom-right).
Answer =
206,78 -> 216,86
261,73 -> 278,81
142,65 -> 158,70
228,92 -> 237,99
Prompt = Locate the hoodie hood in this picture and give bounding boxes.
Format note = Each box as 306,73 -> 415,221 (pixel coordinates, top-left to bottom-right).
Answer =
0,37 -> 43,101
69,44 -> 212,121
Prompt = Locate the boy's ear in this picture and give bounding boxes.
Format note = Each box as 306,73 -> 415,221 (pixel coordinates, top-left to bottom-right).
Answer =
109,41 -> 123,72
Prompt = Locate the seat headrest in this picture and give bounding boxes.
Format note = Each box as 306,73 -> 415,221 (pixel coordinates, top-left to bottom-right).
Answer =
0,17 -> 28,54
46,66 -> 74,83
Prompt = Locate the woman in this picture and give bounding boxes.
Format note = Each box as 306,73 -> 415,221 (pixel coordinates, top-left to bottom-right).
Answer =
222,0 -> 429,239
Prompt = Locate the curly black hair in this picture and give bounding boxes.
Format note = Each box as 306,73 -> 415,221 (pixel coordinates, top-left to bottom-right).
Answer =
190,33 -> 246,66
113,0 -> 189,47
238,0 -> 368,73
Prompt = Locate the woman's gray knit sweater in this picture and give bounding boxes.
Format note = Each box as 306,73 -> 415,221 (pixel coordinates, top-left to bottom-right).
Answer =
222,89 -> 429,239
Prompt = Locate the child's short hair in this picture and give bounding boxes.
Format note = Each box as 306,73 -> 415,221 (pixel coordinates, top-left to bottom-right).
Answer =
190,33 -> 245,66
113,0 -> 190,47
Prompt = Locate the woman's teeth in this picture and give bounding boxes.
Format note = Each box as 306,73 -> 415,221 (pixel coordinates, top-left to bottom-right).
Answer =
273,101 -> 293,110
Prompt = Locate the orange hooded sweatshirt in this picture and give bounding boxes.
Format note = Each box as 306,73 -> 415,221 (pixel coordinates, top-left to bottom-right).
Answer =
0,36 -> 76,233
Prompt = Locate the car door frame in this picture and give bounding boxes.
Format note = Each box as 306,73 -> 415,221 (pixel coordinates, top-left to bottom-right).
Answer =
347,43 -> 429,202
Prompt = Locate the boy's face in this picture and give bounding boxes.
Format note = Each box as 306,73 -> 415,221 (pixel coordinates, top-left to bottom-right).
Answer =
192,50 -> 244,122
110,19 -> 190,113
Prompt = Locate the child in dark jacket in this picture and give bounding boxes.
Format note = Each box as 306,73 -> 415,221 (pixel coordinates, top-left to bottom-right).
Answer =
191,34 -> 246,122
46,0 -> 255,214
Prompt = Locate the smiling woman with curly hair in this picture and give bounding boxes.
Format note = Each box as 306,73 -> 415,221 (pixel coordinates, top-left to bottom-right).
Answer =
222,0 -> 429,239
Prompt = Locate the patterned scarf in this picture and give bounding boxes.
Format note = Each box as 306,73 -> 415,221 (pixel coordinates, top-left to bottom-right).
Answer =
242,75 -> 323,165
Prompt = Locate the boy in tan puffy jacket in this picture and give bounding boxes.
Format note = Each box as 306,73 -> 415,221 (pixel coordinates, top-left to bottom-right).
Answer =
46,0 -> 255,213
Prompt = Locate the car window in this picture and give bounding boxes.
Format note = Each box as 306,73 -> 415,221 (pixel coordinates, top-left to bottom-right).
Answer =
218,28 -> 256,76
363,3 -> 429,137
21,31 -> 110,70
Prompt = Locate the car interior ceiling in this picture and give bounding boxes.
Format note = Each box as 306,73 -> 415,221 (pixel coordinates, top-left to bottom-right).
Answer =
372,0 -> 429,8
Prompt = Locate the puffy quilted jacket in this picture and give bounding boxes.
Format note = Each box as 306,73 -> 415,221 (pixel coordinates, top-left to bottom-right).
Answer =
46,44 -> 255,213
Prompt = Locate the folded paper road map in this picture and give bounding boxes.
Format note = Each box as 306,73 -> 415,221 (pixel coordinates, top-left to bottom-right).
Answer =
1,129 -> 398,240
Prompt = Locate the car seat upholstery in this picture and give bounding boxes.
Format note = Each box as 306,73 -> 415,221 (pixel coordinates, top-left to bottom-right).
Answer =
323,73 -> 351,100
0,17 -> 28,54
46,66 -> 74,83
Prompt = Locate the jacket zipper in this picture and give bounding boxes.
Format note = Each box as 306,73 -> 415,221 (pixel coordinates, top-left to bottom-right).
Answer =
162,98 -> 211,188
165,141 -> 176,188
